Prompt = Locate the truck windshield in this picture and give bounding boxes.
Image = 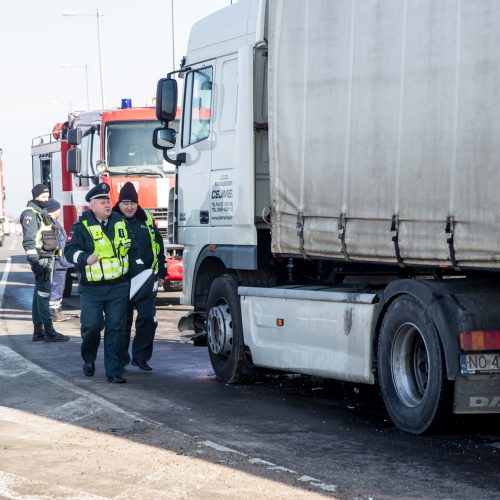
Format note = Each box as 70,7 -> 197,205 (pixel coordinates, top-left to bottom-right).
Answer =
105,121 -> 165,175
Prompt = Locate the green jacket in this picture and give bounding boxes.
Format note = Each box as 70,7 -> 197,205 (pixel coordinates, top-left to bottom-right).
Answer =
20,200 -> 57,258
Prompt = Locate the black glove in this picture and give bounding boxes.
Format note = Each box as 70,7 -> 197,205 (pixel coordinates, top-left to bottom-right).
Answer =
27,254 -> 39,267
27,254 -> 42,276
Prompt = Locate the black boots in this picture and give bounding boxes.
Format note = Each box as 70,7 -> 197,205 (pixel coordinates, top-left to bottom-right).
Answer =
44,327 -> 70,342
32,329 -> 45,341
131,359 -> 152,371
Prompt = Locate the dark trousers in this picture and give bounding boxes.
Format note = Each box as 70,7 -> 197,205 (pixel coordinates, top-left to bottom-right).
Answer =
31,257 -> 54,332
122,295 -> 157,364
79,281 -> 129,378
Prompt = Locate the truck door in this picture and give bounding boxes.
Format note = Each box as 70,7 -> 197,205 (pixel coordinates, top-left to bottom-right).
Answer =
177,64 -> 214,240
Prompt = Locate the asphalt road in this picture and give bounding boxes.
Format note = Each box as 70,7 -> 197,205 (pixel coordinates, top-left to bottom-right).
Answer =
1,235 -> 499,499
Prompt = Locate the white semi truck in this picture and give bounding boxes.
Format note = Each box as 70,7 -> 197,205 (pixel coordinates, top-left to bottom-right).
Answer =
153,0 -> 500,434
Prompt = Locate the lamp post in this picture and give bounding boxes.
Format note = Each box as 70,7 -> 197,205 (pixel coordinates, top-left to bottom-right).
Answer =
59,63 -> 91,110
171,0 -> 175,70
62,9 -> 105,110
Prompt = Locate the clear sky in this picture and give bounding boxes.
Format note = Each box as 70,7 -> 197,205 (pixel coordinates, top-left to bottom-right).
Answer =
0,0 -> 231,218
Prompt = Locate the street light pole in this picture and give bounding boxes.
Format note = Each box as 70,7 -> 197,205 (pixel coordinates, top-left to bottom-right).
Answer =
59,63 -> 91,110
171,0 -> 175,70
96,8 -> 105,110
62,10 -> 105,109
84,63 -> 90,110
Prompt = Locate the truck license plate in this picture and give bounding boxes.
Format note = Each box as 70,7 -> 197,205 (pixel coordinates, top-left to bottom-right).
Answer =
460,353 -> 500,374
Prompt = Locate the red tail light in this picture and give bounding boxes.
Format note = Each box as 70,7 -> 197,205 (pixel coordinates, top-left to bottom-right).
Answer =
460,331 -> 500,351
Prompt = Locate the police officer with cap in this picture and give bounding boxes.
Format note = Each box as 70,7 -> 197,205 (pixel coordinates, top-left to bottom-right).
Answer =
64,183 -> 145,383
113,181 -> 167,371
21,184 -> 69,342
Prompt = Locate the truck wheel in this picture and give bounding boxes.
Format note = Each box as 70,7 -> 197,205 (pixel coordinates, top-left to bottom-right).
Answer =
377,295 -> 451,434
206,274 -> 255,384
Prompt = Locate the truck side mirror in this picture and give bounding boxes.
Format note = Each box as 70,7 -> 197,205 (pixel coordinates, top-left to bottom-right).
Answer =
67,148 -> 81,174
156,78 -> 178,123
67,128 -> 82,146
153,127 -> 176,150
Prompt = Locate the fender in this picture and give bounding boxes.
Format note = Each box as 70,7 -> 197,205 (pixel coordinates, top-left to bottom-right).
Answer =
372,278 -> 500,380
190,244 -> 257,304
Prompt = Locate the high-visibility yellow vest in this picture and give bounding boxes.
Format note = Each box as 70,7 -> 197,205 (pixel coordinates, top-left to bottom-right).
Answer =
82,219 -> 131,282
25,206 -> 57,253
144,210 -> 160,274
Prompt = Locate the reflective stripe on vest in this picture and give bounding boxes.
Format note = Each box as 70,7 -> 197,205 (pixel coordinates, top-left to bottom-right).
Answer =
144,210 -> 160,274
25,206 -> 57,253
82,219 -> 131,282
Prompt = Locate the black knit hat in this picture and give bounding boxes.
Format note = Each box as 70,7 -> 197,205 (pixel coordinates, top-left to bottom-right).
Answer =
32,184 -> 50,199
46,198 -> 61,213
118,182 -> 138,203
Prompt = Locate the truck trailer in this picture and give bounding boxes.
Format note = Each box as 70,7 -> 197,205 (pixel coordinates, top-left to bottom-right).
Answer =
153,0 -> 500,434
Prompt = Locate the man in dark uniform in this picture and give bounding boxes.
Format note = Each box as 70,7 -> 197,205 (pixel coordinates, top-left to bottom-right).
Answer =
113,182 -> 166,371
64,183 -> 145,383
21,184 -> 69,342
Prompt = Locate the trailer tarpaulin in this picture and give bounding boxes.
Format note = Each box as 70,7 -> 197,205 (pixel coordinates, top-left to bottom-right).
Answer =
268,0 -> 500,269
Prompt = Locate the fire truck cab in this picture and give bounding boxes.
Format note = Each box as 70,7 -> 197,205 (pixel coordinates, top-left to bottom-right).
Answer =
67,101 -> 183,289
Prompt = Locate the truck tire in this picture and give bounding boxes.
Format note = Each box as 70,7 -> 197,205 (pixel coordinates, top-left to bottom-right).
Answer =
377,295 -> 451,434
206,274 -> 255,384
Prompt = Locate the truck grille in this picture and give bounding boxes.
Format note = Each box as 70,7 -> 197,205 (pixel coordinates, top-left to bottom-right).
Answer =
146,207 -> 168,239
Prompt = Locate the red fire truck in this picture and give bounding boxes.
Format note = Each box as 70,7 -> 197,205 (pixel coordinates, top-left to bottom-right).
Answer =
31,101 -> 183,290
31,122 -> 82,235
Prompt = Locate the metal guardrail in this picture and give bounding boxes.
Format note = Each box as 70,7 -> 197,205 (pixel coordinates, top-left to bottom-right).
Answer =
32,133 -> 59,147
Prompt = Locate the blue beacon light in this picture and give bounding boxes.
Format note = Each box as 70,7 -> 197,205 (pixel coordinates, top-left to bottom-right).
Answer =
121,98 -> 132,108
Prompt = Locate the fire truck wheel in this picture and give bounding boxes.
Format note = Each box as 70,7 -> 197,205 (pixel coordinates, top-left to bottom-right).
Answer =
206,274 -> 255,384
377,295 -> 452,434
163,280 -> 182,292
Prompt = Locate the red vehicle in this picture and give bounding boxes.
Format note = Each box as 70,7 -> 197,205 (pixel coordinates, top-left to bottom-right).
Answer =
66,101 -> 183,289
31,121 -> 86,295
32,101 -> 183,289
31,121 -> 85,235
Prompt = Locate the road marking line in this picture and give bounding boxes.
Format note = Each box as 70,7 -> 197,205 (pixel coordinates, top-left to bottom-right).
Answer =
200,441 -> 337,494
298,475 -> 319,482
248,459 -> 296,474
0,257 -> 12,309
0,345 -> 163,428
250,460 -> 336,493
249,458 -> 276,466
42,397 -> 101,423
268,465 -> 297,473
200,440 -> 247,455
